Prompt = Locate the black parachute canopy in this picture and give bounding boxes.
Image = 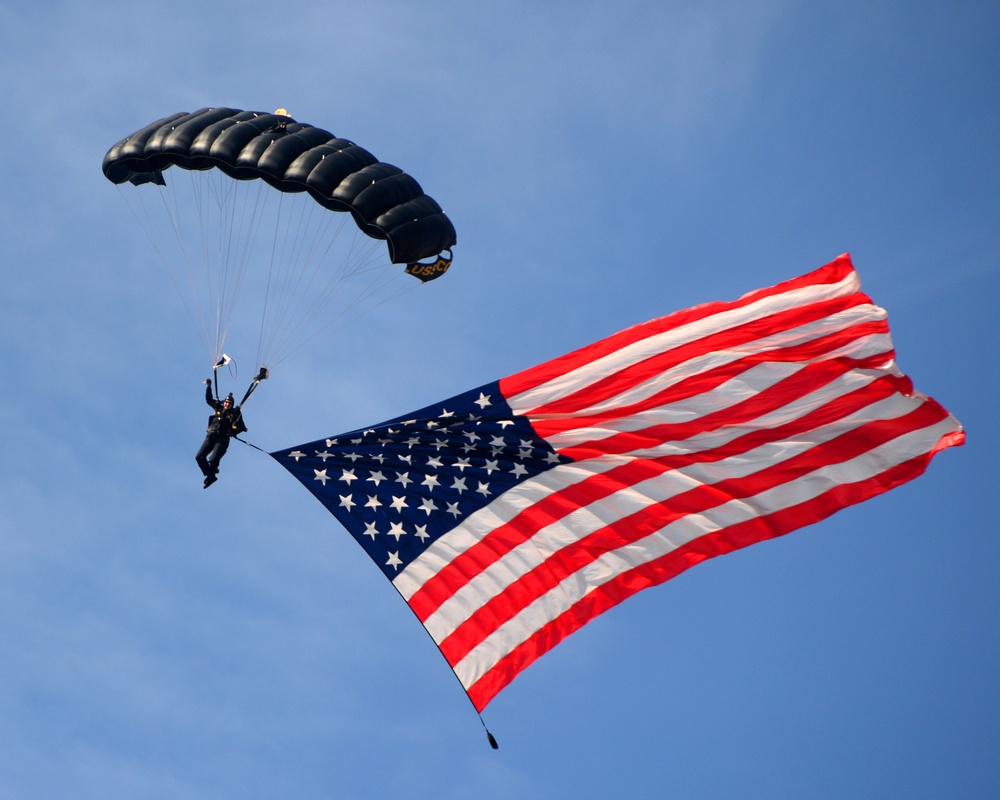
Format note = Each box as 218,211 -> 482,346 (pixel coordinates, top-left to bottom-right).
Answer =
103,107 -> 456,268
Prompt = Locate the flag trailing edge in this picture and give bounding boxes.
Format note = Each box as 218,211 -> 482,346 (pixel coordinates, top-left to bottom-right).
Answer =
271,254 -> 964,712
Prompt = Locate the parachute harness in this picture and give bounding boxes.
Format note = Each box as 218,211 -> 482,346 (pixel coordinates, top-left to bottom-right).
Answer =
239,364 -> 270,406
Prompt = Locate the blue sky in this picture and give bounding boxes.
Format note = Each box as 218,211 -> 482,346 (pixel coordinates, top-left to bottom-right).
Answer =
1,1 -> 997,797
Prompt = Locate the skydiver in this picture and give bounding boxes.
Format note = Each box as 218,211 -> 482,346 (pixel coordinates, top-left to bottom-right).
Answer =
196,380 -> 247,488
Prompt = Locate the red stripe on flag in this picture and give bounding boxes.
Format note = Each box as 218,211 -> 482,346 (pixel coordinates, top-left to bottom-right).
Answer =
547,350 -> 901,462
438,401 -> 952,669
513,292 -> 876,419
404,369 -> 913,624
501,255 -> 859,400
532,319 -> 894,447
465,447 -> 954,712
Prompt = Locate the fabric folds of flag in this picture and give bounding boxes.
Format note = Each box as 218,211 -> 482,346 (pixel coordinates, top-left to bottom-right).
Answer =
271,254 -> 964,712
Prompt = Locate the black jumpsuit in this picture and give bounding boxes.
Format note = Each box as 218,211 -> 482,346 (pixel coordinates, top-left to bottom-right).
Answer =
196,386 -> 245,481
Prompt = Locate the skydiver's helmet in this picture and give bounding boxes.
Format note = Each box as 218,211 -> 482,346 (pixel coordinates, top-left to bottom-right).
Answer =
224,394 -> 234,406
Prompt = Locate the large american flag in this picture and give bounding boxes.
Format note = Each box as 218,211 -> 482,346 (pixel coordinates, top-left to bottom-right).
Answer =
272,255 -> 964,712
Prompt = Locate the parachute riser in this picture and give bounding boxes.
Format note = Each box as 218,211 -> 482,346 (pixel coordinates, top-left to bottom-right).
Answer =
212,355 -> 267,407
212,354 -> 233,403
239,364 -> 270,406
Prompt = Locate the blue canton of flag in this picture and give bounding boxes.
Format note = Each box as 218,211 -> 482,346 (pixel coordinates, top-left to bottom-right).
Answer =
272,381 -> 570,579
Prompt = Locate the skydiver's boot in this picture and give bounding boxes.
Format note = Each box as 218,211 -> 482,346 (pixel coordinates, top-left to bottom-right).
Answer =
204,473 -> 218,488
